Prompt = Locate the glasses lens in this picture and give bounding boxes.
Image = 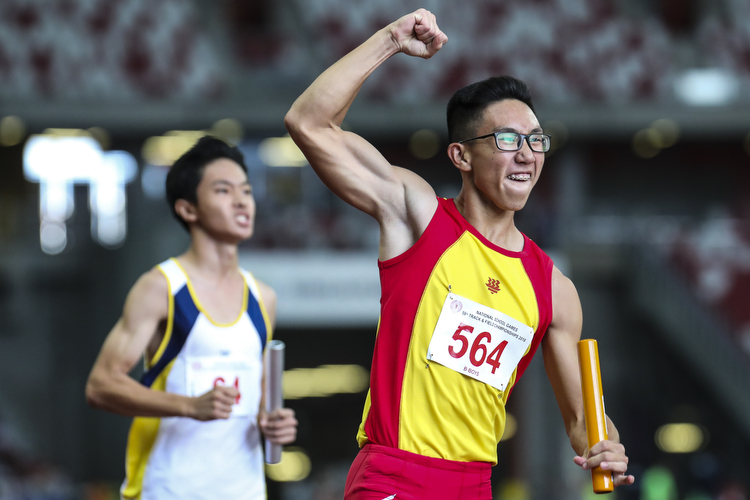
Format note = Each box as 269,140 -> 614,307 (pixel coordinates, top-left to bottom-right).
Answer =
495,132 -> 521,151
528,134 -> 551,152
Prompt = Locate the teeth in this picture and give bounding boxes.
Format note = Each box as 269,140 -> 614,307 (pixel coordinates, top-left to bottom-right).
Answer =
508,173 -> 531,181
236,215 -> 249,223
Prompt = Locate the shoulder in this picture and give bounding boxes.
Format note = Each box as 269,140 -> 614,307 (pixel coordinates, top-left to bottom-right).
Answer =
254,278 -> 277,327
551,265 -> 574,292
248,276 -> 276,316
123,266 -> 169,319
550,266 -> 582,331
255,279 -> 276,306
134,266 -> 170,296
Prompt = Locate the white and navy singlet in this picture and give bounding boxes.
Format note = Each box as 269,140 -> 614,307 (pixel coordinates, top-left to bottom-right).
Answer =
121,258 -> 271,500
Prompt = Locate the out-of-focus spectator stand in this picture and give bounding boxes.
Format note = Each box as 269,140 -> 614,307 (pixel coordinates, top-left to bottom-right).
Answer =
0,0 -> 226,102
0,410 -> 75,500
286,0 -> 673,105
669,207 -> 750,358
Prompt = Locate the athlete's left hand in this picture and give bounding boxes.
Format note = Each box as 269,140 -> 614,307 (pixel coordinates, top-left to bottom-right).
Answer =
573,440 -> 635,487
259,408 -> 298,444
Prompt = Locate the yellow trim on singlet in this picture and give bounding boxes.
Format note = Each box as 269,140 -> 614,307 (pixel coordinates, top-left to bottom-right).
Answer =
148,266 -> 175,369
356,314 -> 381,447
398,232 -> 539,464
121,359 -> 174,500
123,260 -> 269,499
172,258 -> 249,328
246,272 -> 273,343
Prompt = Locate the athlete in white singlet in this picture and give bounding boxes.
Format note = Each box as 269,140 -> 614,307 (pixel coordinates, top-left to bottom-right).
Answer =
86,136 -> 297,500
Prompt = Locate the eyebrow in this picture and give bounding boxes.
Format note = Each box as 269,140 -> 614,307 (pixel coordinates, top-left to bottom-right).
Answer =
494,126 -> 544,134
210,179 -> 251,187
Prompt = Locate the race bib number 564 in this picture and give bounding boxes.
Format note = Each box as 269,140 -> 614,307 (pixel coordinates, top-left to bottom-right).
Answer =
426,292 -> 534,391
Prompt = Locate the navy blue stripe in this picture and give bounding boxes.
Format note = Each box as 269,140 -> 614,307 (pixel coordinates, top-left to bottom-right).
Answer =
247,288 -> 267,355
141,285 -> 199,388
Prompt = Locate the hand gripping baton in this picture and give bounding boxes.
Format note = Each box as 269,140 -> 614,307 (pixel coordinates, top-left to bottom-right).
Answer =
577,339 -> 614,494
264,340 -> 285,464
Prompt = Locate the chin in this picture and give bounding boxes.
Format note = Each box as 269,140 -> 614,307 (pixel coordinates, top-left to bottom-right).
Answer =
217,229 -> 253,244
500,199 -> 529,212
240,228 -> 255,241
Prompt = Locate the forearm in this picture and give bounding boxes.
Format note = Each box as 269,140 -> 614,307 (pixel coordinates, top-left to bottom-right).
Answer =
567,414 -> 622,457
567,419 -> 589,456
86,370 -> 192,418
286,28 -> 398,131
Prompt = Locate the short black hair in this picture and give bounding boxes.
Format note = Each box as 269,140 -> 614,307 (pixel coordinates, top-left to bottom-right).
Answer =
165,135 -> 248,232
446,76 -> 536,143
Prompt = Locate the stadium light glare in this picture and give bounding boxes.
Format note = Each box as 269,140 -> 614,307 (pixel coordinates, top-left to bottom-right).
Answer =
674,68 -> 738,107
258,136 -> 308,167
210,118 -> 244,146
500,413 -> 517,441
0,115 -> 26,147
24,133 -> 137,253
283,364 -> 369,399
142,131 -> 206,167
409,129 -> 440,160
655,423 -> 707,453
265,447 -> 312,482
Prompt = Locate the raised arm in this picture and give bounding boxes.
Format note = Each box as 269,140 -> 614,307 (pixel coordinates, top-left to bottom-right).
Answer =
284,9 -> 448,260
542,267 -> 635,487
85,268 -> 237,420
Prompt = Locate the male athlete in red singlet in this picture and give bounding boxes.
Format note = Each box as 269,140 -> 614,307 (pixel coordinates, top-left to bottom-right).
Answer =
285,8 -> 635,499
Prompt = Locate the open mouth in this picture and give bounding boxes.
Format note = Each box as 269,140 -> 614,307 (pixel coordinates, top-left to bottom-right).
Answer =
236,214 -> 250,224
507,173 -> 531,181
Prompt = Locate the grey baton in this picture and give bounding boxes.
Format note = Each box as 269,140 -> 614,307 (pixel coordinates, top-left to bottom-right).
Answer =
264,340 -> 285,464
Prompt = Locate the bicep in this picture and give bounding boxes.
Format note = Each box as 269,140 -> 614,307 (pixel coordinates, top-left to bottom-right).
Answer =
91,272 -> 168,377
94,321 -> 151,377
291,125 -> 435,222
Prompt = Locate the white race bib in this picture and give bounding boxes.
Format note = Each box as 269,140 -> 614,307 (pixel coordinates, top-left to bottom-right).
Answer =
185,356 -> 254,417
426,292 -> 534,391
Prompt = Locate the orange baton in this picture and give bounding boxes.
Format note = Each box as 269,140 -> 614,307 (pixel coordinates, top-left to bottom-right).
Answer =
577,339 -> 614,494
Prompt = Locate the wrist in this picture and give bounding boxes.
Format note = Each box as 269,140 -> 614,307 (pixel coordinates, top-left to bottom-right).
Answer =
382,26 -> 401,55
178,394 -> 195,419
375,26 -> 403,59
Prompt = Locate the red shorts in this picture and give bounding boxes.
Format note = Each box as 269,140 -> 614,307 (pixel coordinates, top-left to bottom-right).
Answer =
343,444 -> 493,500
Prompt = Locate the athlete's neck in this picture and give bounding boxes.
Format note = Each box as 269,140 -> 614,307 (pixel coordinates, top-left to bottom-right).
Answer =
179,230 -> 240,278
453,193 -> 524,252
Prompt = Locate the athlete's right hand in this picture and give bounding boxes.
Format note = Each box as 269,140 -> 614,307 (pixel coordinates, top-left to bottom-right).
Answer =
190,385 -> 239,421
387,8 -> 447,59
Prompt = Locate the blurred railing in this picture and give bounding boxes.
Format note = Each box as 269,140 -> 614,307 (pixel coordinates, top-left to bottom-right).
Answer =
629,245 -> 750,440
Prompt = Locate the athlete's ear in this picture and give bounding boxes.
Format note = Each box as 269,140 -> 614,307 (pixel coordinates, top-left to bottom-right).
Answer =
447,143 -> 472,173
174,199 -> 198,224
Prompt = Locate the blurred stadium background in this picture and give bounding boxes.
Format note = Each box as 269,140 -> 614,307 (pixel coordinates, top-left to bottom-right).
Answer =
1,0 -> 750,499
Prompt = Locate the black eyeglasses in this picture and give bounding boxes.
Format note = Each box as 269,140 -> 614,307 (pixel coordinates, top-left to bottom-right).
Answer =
459,132 -> 551,153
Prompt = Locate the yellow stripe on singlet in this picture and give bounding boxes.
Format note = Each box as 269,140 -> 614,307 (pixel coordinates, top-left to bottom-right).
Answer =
148,266 -> 175,369
121,360 -> 174,500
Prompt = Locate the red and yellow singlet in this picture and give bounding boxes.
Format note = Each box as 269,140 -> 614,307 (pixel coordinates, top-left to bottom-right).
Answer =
356,198 -> 554,464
